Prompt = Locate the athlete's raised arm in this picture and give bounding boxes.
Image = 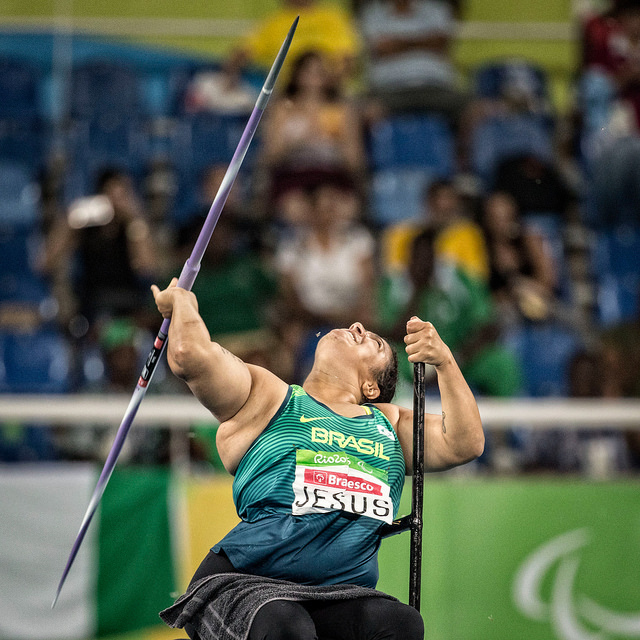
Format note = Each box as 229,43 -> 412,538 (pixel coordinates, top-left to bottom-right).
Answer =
151,278 -> 286,425
381,317 -> 485,472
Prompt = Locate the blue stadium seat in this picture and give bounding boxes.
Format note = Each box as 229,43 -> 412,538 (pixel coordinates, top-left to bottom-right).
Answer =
591,224 -> 640,325
70,115 -> 149,164
186,112 -> 257,170
367,114 -> 454,226
0,117 -> 47,169
0,56 -> 40,119
0,227 -> 32,278
370,168 -> 434,227
157,112 -> 256,183
503,322 -> 583,397
164,112 -> 258,222
470,114 -> 553,188
0,272 -> 50,304
368,114 -> 455,174
63,116 -> 150,198
70,60 -> 144,119
141,69 -> 180,118
473,59 -> 550,102
0,329 -> 70,393
0,162 -> 41,229
0,224 -> 52,305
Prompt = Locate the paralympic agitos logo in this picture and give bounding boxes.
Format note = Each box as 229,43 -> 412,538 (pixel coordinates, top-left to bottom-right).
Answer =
513,529 -> 640,639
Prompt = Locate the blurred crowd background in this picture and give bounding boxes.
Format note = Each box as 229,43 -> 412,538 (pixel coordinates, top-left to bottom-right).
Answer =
1,0 -> 639,475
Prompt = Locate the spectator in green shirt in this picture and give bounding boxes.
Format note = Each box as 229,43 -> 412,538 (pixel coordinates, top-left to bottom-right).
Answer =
176,215 -> 276,340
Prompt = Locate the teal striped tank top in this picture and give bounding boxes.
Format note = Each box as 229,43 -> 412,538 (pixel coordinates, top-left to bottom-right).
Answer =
213,385 -> 406,588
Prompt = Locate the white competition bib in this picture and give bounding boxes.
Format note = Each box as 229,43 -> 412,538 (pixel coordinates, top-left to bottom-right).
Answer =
292,449 -> 393,524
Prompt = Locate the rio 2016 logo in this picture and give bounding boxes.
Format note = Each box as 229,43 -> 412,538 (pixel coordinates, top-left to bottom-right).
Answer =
513,529 -> 640,639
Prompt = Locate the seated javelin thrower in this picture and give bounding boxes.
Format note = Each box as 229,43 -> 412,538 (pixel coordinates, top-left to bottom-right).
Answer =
153,277 -> 484,640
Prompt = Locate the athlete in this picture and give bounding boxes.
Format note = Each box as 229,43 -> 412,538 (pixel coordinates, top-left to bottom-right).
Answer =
152,277 -> 484,640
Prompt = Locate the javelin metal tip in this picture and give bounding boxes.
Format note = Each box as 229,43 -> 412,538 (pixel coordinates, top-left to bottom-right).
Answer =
289,16 -> 300,41
262,16 -> 299,94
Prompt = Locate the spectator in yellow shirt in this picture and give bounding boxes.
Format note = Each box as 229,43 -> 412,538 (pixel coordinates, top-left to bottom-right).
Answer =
225,0 -> 363,91
382,179 -> 490,283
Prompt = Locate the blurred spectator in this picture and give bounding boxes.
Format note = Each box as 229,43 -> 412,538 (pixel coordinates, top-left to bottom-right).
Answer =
382,179 -> 490,285
0,422 -> 58,463
378,227 -> 523,471
143,156 -> 180,270
597,298 -> 640,468
572,349 -> 636,476
599,287 -> 640,398
380,229 -> 522,397
461,59 -> 556,177
581,0 -> 640,131
259,50 -> 367,223
522,348 -> 633,475
358,0 -> 469,123
489,154 -> 590,334
183,68 -> 259,115
480,191 -> 558,325
490,155 -> 588,323
274,178 -> 376,380
53,317 -> 175,464
426,179 -> 490,281
177,163 -> 257,252
493,154 -> 577,220
224,0 -> 363,93
579,0 -> 640,227
41,168 -> 159,330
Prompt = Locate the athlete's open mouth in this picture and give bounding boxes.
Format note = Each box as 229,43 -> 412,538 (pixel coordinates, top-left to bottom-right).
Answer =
346,329 -> 359,343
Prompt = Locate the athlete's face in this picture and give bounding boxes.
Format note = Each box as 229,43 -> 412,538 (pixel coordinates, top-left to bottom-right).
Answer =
318,323 -> 393,381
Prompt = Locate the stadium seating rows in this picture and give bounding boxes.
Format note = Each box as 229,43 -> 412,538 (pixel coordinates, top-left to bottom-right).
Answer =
0,54 -> 638,395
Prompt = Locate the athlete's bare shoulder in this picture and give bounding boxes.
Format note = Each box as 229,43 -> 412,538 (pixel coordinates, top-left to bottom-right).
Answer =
371,402 -> 403,430
216,363 -> 289,474
244,363 -> 290,417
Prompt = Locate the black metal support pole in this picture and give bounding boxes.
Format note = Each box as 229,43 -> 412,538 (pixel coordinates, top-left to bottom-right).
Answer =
409,362 -> 426,611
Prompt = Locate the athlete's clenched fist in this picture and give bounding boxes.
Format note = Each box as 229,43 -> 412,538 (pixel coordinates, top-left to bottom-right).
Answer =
404,316 -> 452,367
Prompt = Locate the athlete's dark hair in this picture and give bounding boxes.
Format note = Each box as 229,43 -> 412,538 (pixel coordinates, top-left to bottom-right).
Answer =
370,342 -> 398,404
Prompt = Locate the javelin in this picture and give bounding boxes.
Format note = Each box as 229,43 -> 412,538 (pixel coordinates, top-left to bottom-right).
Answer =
52,16 -> 299,609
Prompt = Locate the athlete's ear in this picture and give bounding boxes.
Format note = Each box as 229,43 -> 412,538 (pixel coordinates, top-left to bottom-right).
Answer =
362,380 -> 380,402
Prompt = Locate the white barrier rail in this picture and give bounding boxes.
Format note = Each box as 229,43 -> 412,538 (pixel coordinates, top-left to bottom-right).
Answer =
0,394 -> 638,429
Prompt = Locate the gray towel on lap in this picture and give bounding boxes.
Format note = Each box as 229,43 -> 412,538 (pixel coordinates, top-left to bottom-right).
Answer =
159,572 -> 398,640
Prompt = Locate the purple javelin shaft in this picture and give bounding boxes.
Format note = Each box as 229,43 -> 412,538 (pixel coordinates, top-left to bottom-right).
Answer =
52,17 -> 298,609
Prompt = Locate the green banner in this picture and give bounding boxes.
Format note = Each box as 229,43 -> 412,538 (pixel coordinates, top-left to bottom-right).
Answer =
378,480 -> 640,640
97,468 -> 177,636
